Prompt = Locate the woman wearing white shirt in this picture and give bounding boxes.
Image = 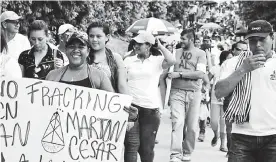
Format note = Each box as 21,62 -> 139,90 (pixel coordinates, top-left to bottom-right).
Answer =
0,32 -> 22,78
209,50 -> 233,152
123,32 -> 175,162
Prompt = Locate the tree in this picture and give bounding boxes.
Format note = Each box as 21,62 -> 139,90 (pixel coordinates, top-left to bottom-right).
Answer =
238,1 -> 276,30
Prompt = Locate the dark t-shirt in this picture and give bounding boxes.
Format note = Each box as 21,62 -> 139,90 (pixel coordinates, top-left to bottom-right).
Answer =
60,78 -> 92,88
18,45 -> 64,80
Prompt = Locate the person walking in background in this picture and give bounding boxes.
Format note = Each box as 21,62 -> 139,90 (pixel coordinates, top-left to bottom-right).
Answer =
209,50 -> 233,152
1,11 -> 31,61
18,20 -> 64,80
57,23 -> 76,65
124,32 -> 175,162
168,28 -> 207,162
216,20 -> 276,162
218,40 -> 248,155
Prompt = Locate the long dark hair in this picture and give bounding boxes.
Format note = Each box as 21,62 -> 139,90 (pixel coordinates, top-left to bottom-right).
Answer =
219,50 -> 231,66
86,22 -> 119,92
1,32 -> 8,53
86,21 -> 111,64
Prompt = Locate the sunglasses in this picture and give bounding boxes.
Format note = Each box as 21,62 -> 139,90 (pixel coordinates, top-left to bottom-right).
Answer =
5,20 -> 20,25
235,47 -> 247,52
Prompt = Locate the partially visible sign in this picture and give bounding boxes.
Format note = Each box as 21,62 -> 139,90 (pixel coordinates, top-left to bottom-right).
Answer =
1,77 -> 132,162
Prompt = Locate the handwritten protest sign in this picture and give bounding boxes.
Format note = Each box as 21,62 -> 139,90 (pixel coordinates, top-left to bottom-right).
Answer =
0,77 -> 132,162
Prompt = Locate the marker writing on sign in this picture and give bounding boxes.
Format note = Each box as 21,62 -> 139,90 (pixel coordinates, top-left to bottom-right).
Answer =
25,81 -> 122,113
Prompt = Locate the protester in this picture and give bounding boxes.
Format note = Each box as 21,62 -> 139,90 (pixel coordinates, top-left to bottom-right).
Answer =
209,50 -> 233,152
195,37 -> 201,48
57,23 -> 75,65
216,20 -> 276,162
58,24 -> 75,52
0,11 -> 31,60
168,28 -> 207,161
216,40 -> 248,156
0,32 -> 22,77
46,30 -> 138,128
86,21 -> 128,94
45,31 -> 112,89
197,84 -> 210,142
123,31 -> 175,162
18,20 -> 64,80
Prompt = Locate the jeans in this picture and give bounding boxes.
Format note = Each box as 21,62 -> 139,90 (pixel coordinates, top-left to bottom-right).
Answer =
225,120 -> 232,151
169,88 -> 201,158
228,133 -> 276,162
124,105 -> 160,162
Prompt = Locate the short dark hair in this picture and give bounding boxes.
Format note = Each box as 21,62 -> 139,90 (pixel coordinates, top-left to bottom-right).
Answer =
232,40 -> 247,51
28,20 -> 48,38
181,28 -> 195,41
86,21 -> 110,36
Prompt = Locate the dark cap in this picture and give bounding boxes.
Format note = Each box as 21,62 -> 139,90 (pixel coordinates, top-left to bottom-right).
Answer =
203,36 -> 210,40
245,20 -> 273,39
66,31 -> 88,46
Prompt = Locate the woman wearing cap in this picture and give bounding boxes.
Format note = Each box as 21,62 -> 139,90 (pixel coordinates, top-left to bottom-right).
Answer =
124,32 -> 175,162
0,32 -> 22,77
46,31 -> 138,127
86,21 -> 128,94
46,31 -> 114,91
18,20 -> 64,80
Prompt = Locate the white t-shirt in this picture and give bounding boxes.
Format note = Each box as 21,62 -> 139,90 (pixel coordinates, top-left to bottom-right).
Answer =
124,55 -> 164,109
218,52 -> 276,136
7,33 -> 31,61
0,54 -> 22,78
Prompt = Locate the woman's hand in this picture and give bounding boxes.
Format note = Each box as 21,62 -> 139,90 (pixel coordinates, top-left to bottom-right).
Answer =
126,122 -> 135,131
156,38 -> 163,49
124,105 -> 138,121
54,58 -> 64,69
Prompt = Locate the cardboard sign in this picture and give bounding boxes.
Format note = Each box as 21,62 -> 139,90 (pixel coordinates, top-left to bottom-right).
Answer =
0,77 -> 132,162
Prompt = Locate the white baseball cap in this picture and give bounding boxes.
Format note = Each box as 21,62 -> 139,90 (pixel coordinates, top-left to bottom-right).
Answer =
58,24 -> 75,35
132,32 -> 155,44
0,11 -> 22,22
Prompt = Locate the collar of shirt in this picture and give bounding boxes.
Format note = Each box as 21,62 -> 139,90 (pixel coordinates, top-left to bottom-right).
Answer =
28,44 -> 54,58
133,54 -> 155,62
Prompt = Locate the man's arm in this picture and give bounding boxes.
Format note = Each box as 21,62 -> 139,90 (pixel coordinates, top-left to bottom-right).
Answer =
215,66 -> 246,98
182,49 -> 207,80
215,53 -> 266,99
181,70 -> 205,79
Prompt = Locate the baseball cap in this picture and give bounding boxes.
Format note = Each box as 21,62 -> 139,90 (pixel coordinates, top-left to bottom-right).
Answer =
203,36 -> 210,40
132,32 -> 155,44
0,11 -> 22,22
66,31 -> 88,46
58,24 -> 75,35
245,20 -> 273,39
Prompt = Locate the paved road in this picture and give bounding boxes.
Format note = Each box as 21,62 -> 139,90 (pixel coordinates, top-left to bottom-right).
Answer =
152,110 -> 228,162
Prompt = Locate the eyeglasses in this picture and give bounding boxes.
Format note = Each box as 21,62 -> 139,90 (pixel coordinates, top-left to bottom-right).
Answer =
5,20 -> 20,25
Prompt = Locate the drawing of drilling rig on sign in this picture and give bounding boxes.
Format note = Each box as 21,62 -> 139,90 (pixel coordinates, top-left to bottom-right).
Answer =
41,112 -> 65,153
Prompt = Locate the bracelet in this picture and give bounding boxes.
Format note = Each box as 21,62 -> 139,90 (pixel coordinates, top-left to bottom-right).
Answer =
128,115 -> 138,122
179,72 -> 183,78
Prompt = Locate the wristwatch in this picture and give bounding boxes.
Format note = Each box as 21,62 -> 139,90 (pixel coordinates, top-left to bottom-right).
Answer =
179,72 -> 183,78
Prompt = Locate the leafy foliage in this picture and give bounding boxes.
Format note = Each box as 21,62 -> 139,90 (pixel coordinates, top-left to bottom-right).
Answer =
1,0 -> 190,36
238,1 -> 276,30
